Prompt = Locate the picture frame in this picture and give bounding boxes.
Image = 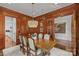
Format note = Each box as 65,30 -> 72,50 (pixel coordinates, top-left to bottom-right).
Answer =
54,23 -> 66,33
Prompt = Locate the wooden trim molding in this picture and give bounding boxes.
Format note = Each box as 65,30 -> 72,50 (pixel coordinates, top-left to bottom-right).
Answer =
71,11 -> 77,56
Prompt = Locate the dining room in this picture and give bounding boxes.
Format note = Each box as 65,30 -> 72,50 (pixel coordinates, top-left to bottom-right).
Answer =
0,3 -> 79,56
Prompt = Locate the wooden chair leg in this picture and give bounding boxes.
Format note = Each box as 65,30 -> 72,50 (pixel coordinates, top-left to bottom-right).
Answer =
42,51 -> 46,56
47,52 -> 50,56
20,46 -> 21,51
23,48 -> 25,54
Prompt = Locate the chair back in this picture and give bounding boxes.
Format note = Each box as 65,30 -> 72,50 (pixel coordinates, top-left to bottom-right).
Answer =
28,38 -> 35,51
38,33 -> 43,40
19,35 -> 23,44
22,36 -> 27,46
44,34 -> 50,40
31,33 -> 37,40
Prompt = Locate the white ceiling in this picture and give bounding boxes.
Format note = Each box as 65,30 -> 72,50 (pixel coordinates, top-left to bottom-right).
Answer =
0,3 -> 73,17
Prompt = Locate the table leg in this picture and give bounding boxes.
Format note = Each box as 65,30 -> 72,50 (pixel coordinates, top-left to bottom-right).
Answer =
42,51 -> 46,56
42,51 -> 50,56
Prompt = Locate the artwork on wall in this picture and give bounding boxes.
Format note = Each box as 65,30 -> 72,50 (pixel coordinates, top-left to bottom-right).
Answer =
54,23 -> 66,33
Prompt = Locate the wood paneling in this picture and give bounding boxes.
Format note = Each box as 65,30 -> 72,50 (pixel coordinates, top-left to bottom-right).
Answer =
0,6 -> 32,49
0,3 -> 79,56
35,3 -> 79,55
35,4 -> 76,40
75,5 -> 79,55
55,39 -> 72,52
0,15 -> 5,50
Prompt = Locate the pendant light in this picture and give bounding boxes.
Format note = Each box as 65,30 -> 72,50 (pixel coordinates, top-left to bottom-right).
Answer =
28,3 -> 38,28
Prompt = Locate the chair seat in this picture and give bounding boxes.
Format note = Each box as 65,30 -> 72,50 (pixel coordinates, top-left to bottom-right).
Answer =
30,49 -> 42,55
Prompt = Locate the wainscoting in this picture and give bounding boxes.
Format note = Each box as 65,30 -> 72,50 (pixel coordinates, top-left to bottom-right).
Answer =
55,39 -> 71,52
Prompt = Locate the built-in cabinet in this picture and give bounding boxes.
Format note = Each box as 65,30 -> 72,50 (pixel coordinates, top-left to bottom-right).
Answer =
47,19 -> 54,38
39,21 -> 44,33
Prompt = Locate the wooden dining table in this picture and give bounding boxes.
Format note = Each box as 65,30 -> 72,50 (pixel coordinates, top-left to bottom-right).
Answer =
35,39 -> 56,55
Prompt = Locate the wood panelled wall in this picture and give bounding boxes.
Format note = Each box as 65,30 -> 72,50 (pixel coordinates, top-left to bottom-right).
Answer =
75,4 -> 79,55
0,6 -> 32,49
35,3 -> 79,56
0,3 -> 79,56
0,15 -> 5,50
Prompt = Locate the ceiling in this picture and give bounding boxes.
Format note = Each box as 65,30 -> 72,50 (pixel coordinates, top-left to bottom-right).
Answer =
0,3 -> 73,17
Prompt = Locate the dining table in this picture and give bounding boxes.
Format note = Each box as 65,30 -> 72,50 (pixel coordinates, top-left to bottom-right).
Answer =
35,39 -> 56,55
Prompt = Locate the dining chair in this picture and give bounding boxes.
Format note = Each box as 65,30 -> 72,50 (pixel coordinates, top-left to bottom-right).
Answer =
31,33 -> 37,40
22,36 -> 28,54
44,34 -> 50,40
38,33 -> 43,40
19,35 -> 23,51
43,34 -> 51,55
28,38 -> 43,56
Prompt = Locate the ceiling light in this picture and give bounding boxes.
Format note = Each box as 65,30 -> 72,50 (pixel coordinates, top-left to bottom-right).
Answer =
28,3 -> 38,28
54,3 -> 58,5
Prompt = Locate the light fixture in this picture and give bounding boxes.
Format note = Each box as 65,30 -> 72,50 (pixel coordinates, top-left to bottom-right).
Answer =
28,3 -> 38,28
53,3 -> 59,5
54,3 -> 58,5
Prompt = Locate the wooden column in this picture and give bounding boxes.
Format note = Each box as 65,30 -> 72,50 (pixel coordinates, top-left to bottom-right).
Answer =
71,11 -> 77,56
76,9 -> 79,56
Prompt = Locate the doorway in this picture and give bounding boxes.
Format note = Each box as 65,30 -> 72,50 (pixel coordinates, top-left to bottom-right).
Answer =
5,16 -> 16,48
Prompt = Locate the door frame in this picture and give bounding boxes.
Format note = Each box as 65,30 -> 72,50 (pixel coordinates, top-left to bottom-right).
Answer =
4,16 -> 17,48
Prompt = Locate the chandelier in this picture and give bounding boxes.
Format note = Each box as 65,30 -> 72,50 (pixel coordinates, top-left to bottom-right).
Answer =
28,3 -> 38,28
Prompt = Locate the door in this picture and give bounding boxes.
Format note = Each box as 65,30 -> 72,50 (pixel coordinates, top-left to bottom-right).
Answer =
5,16 -> 16,48
12,18 -> 16,43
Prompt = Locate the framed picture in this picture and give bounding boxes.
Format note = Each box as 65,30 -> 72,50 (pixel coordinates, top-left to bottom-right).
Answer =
54,23 -> 66,33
